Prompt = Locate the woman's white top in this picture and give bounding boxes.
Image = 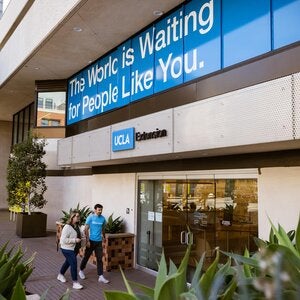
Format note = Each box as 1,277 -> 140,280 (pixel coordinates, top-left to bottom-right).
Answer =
60,224 -> 77,250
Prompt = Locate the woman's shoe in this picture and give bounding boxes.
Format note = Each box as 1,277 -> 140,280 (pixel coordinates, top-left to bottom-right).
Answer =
73,282 -> 83,289
57,274 -> 66,283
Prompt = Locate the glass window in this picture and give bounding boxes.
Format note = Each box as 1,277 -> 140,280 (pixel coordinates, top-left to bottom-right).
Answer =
36,91 -> 66,127
41,119 -> 49,126
51,120 -> 60,126
38,97 -> 44,108
45,98 -> 53,109
12,114 -> 18,145
18,110 -> 24,142
12,102 -> 35,145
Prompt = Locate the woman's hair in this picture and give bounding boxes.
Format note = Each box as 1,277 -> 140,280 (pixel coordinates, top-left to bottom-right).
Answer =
66,210 -> 79,225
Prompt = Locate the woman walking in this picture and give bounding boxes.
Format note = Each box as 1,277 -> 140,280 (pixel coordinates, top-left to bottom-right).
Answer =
57,211 -> 83,290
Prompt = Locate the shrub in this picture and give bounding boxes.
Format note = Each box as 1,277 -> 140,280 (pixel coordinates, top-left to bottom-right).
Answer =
6,134 -> 47,214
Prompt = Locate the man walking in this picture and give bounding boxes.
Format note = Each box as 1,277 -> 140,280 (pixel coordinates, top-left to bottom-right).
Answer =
79,203 -> 109,283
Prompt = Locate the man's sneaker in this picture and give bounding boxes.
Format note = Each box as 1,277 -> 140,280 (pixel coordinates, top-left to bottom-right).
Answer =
98,275 -> 109,283
57,274 -> 66,283
78,270 -> 86,279
72,282 -> 83,290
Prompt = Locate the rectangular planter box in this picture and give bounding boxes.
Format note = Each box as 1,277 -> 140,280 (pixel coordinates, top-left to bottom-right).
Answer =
102,233 -> 135,271
16,212 -> 47,238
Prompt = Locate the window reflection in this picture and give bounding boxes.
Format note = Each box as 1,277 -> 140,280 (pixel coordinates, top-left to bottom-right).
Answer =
36,91 -> 66,127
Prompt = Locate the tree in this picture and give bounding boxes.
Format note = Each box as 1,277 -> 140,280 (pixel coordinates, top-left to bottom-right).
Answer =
7,135 -> 47,214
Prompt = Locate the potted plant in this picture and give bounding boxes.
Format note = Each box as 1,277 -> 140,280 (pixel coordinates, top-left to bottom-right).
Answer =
6,134 -> 48,238
102,213 -> 134,271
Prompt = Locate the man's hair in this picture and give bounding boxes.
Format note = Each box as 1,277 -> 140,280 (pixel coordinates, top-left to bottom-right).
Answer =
94,204 -> 103,209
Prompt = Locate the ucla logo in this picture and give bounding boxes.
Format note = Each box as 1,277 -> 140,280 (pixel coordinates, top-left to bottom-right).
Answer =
112,128 -> 135,152
114,134 -> 130,146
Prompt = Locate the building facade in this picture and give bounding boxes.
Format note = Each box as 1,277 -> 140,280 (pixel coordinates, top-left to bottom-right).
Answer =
0,0 -> 300,274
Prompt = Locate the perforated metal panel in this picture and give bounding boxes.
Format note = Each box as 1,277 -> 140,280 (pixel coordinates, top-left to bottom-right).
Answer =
294,73 -> 300,139
174,75 -> 294,152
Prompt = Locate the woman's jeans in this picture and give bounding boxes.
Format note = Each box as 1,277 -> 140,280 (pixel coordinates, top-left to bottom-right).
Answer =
60,248 -> 78,281
80,240 -> 103,276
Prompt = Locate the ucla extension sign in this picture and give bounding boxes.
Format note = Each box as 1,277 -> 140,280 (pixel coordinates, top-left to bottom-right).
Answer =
112,127 -> 168,152
67,0 -> 300,125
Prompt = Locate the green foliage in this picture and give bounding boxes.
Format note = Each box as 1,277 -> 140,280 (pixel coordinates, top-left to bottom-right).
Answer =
6,134 -> 47,214
0,241 -> 71,300
223,215 -> 300,299
104,217 -> 300,300
104,244 -> 235,300
0,242 -> 35,299
105,214 -> 123,234
60,203 -> 92,226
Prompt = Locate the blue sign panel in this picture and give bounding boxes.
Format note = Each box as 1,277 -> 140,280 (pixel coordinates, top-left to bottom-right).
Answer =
222,0 -> 271,67
273,0 -> 300,49
112,127 -> 135,152
131,26 -> 155,102
184,0 -> 221,82
67,0 -> 300,125
154,7 -> 184,93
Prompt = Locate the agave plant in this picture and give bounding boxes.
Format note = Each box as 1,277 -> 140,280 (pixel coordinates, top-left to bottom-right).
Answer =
0,241 -> 35,299
104,242 -> 236,299
105,214 -> 123,234
222,215 -> 300,299
60,203 -> 92,226
104,216 -> 300,300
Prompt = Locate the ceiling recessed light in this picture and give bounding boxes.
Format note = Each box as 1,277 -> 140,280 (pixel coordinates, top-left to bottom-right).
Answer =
153,10 -> 163,16
34,67 -> 40,70
73,27 -> 82,32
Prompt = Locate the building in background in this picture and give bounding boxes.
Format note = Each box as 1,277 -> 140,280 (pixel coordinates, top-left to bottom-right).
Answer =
0,0 -> 299,275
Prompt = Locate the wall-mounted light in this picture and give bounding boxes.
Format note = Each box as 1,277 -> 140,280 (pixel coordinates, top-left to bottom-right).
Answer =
73,27 -> 82,32
153,10 -> 163,17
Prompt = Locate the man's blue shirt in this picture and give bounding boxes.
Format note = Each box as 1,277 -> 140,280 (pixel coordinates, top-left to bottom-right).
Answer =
86,214 -> 106,242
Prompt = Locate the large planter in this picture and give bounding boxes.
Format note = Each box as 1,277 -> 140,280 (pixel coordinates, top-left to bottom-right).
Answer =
102,233 -> 135,271
16,212 -> 47,238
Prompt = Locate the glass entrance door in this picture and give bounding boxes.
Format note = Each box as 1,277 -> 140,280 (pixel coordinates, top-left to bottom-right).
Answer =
137,175 -> 258,279
162,179 -> 216,275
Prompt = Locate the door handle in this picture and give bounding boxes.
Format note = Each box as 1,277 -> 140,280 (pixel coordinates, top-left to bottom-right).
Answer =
186,231 -> 193,245
180,231 -> 186,244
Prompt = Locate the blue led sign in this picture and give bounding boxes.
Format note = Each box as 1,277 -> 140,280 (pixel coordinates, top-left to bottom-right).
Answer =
67,0 -> 300,125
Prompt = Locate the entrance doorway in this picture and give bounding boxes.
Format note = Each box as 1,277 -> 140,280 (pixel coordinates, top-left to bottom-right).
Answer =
137,172 -> 258,279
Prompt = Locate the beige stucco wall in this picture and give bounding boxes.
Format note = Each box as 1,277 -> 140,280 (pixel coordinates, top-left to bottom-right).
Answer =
0,121 -> 12,209
258,167 -> 300,240
44,173 -> 136,233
